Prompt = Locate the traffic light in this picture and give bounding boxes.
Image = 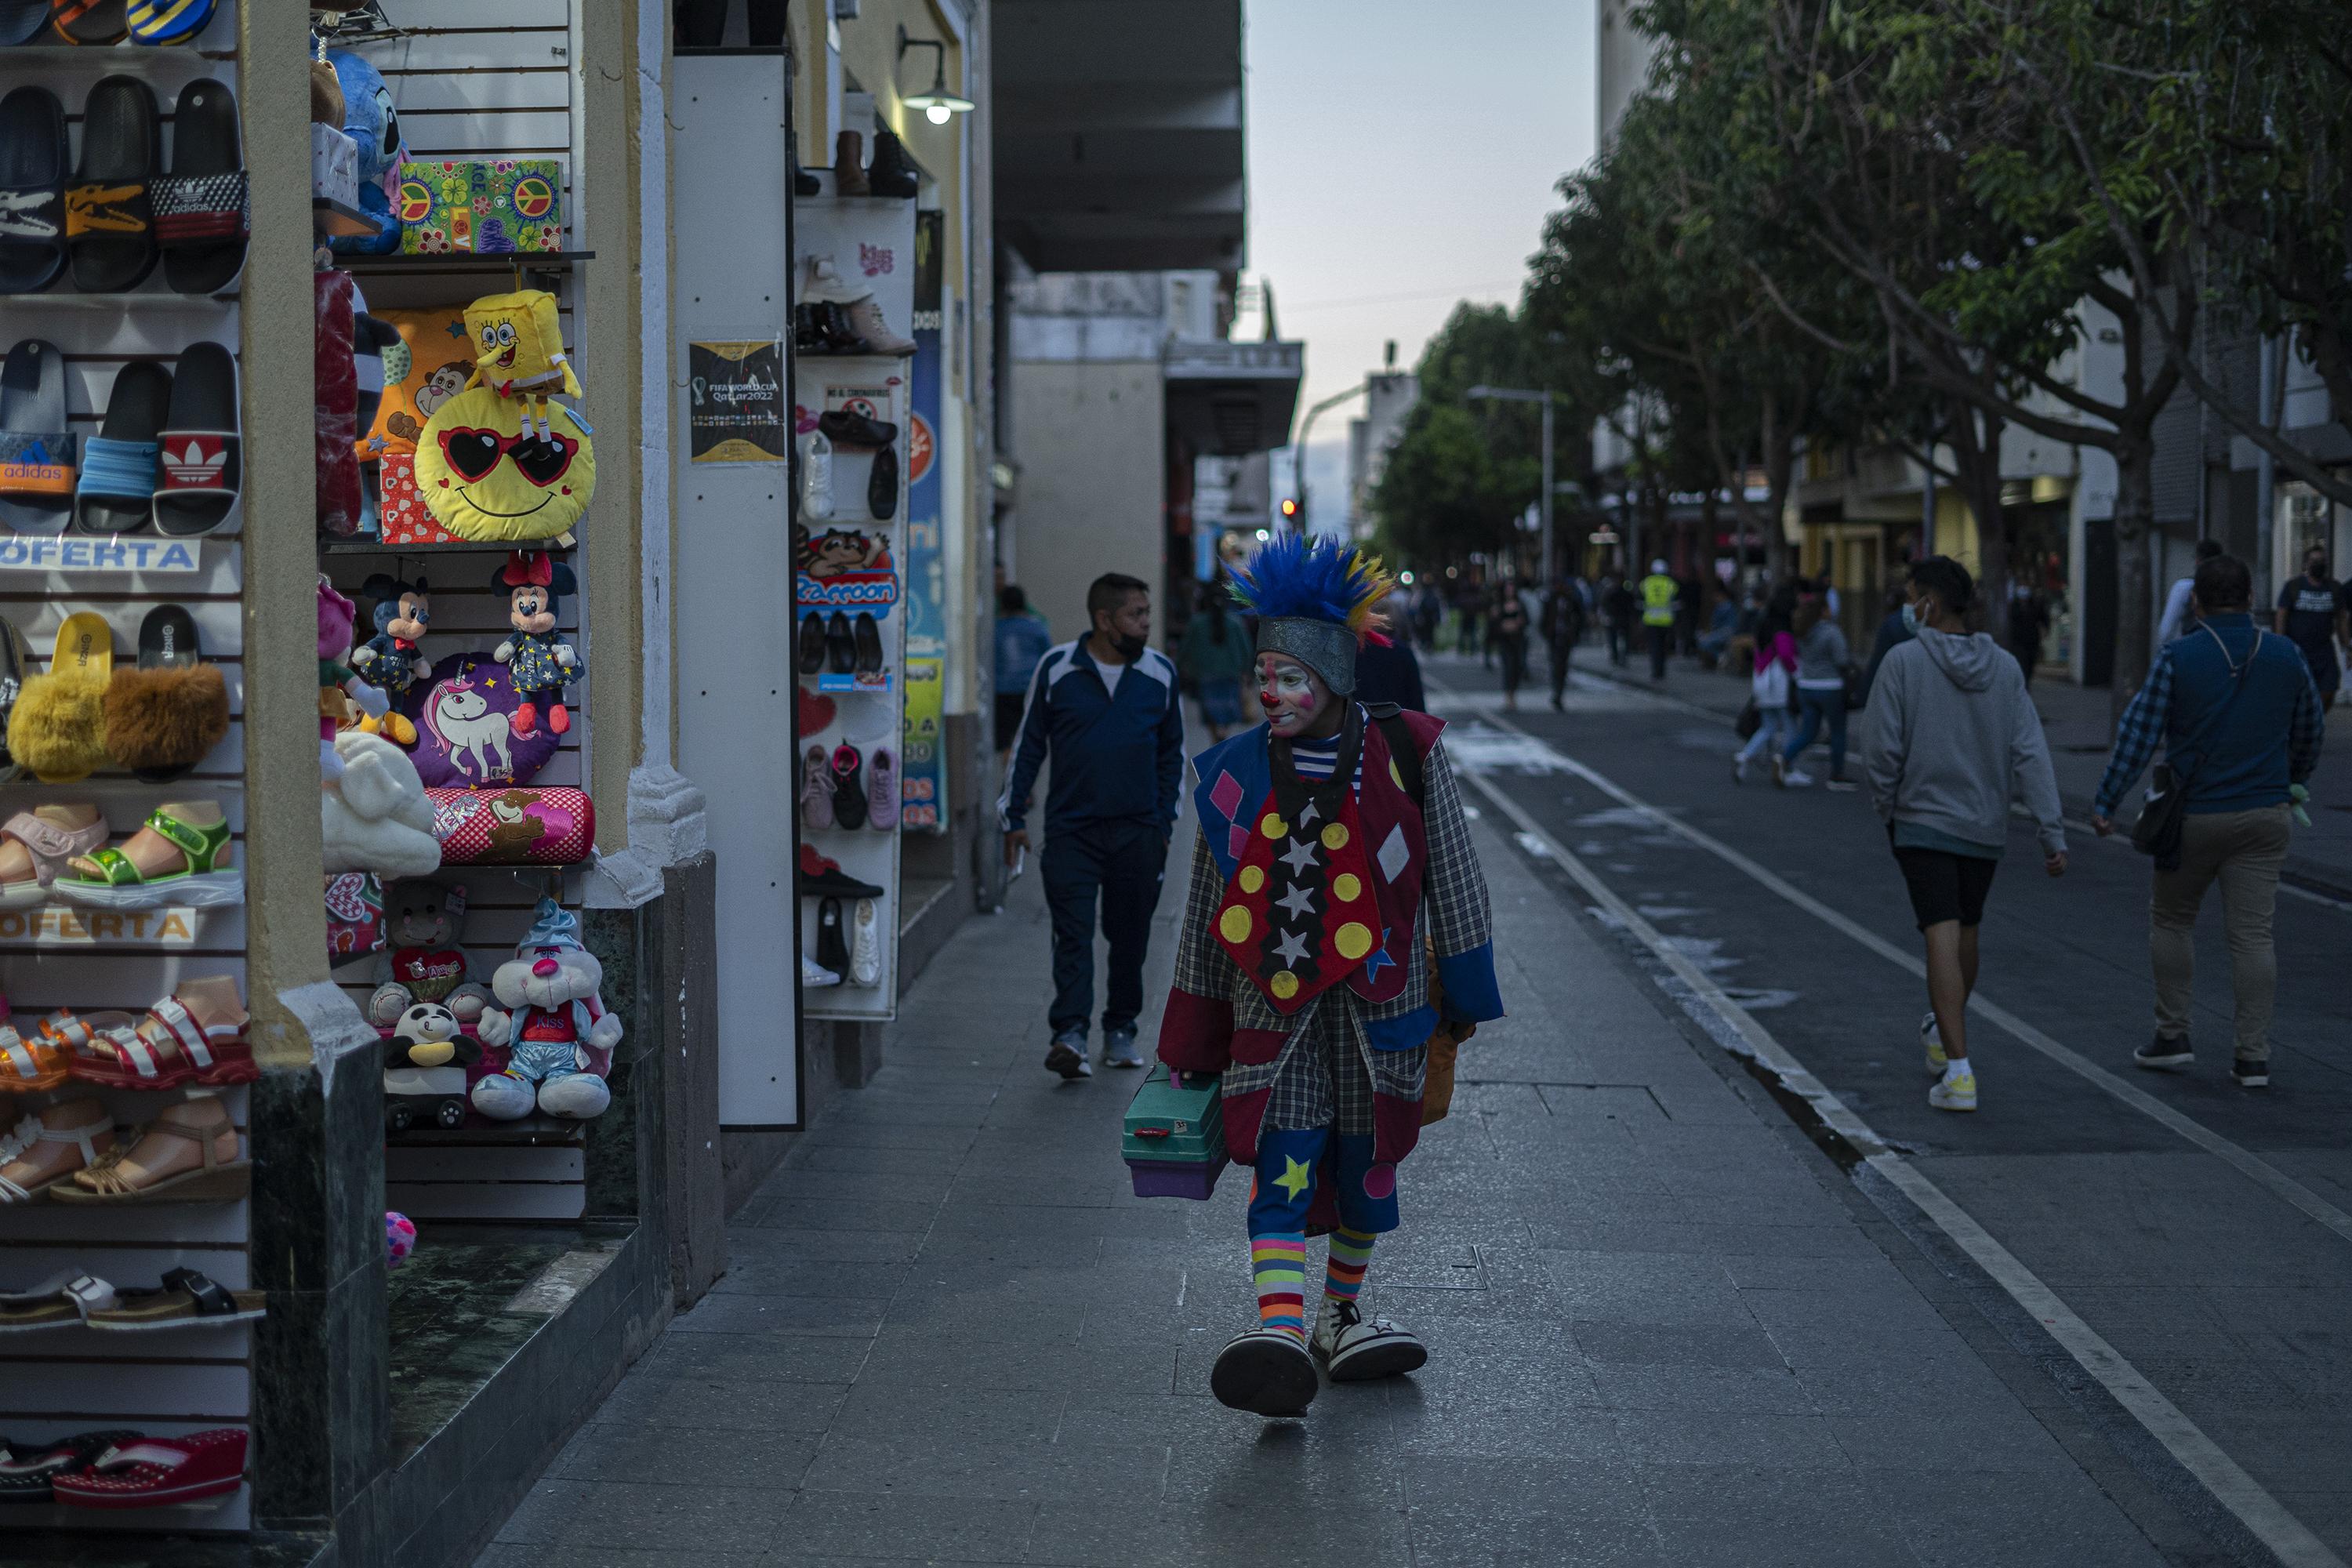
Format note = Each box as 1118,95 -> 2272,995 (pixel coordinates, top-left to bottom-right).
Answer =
1279,497 -> 1301,525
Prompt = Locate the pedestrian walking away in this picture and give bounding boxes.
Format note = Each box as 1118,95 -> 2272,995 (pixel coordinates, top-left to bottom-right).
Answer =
1603,573 -> 1637,668
1732,601 -> 1798,786
2156,538 -> 2224,646
1639,557 -> 1679,681
1351,591 -> 1426,713
2005,579 -> 2051,688
1490,580 -> 1530,711
999,572 -> 1185,1076
2092,551 -> 2325,1089
1454,583 -> 1483,659
1782,594 -> 1856,789
1860,556 -> 2067,1112
993,583 -> 1053,761
2273,545 -> 2348,711
1178,584 -> 1255,742
1543,572 -> 1587,710
1157,534 -> 1501,1417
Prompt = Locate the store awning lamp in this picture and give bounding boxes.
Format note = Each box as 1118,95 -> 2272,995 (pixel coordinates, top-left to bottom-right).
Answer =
898,26 -> 975,124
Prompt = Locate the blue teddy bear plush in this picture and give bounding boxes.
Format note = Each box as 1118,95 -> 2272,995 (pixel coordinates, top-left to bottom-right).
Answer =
328,49 -> 406,255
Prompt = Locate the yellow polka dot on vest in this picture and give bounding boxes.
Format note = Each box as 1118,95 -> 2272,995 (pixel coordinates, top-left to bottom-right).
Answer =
1334,922 -> 1374,961
1270,970 -> 1300,1000
1220,906 -> 1253,943
1239,865 -> 1265,895
1333,873 -> 1362,903
1260,812 -> 1287,840
1320,822 -> 1349,851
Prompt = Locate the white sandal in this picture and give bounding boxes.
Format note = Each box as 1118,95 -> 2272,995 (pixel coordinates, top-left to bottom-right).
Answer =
0,1107 -> 116,1203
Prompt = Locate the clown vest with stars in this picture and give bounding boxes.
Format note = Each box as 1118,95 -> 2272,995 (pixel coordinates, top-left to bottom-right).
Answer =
1190,704 -> 1438,1013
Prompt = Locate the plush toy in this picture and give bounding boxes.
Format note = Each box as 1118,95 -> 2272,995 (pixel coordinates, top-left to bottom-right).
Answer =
327,49 -> 405,256
472,898 -> 620,1122
318,577 -> 390,782
321,731 -> 443,879
383,1001 -> 481,1133
488,552 -> 583,738
350,574 -> 432,744
416,383 -> 596,542
365,878 -> 492,1028
463,291 -> 583,438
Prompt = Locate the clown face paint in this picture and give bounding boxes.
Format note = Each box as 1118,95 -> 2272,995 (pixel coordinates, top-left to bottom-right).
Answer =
1258,653 -> 1338,739
416,383 -> 597,542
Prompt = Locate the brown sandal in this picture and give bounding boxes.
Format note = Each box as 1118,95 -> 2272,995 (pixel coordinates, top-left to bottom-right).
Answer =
52,1098 -> 244,1203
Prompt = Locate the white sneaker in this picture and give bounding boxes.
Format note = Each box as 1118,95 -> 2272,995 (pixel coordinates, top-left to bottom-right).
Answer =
1310,1298 -> 1428,1382
802,253 -> 858,303
1783,769 -> 1816,788
801,952 -> 841,989
800,430 -> 833,520
849,898 -> 882,986
1921,1011 -> 1945,1073
1929,1065 -> 1977,1112
1731,753 -> 1748,785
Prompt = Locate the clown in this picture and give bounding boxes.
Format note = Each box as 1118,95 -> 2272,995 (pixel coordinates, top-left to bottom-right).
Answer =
1160,535 -> 1501,1417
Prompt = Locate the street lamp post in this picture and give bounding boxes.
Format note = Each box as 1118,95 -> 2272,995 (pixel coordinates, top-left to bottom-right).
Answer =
1291,380 -> 1368,532
1465,385 -> 1555,582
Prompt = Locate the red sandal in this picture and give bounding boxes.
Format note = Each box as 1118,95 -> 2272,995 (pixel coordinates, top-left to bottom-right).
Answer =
50,1427 -> 245,1508
65,978 -> 250,1090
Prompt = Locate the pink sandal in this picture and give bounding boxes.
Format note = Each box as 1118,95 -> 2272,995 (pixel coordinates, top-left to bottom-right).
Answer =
50,1428 -> 246,1508
0,810 -> 107,909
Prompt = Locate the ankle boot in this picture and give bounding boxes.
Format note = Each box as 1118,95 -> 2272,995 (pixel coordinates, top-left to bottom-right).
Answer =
840,294 -> 915,356
868,130 -> 919,198
834,131 -> 869,196
791,132 -> 821,198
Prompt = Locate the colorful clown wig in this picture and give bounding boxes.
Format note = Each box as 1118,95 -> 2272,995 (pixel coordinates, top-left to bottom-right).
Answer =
1229,533 -> 1395,695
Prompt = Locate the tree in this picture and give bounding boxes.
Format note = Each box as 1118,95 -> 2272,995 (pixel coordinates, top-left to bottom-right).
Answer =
1368,305 -> 1553,573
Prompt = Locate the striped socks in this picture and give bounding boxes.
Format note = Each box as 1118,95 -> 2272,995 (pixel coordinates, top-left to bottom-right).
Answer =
1250,1232 -> 1308,1345
1323,1226 -> 1376,1311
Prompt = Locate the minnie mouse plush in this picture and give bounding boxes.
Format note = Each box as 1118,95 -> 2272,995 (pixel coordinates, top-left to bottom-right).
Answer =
488,552 -> 582,738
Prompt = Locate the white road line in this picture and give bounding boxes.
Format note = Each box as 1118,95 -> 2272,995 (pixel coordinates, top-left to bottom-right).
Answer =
1445,697 -> 2352,1251
1467,769 -> 2349,1568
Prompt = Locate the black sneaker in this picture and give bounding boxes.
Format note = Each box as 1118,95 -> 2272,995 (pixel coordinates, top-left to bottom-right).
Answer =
2233,1058 -> 2270,1089
2133,1034 -> 2194,1072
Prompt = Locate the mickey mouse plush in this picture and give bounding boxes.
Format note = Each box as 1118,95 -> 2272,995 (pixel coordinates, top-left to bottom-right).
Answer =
489,551 -> 583,738
351,574 -> 432,746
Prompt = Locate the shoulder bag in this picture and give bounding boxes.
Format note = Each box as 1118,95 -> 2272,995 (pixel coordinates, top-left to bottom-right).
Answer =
2131,626 -> 2258,870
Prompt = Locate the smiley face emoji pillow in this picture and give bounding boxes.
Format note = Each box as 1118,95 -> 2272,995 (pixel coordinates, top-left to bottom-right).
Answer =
415,384 -> 596,542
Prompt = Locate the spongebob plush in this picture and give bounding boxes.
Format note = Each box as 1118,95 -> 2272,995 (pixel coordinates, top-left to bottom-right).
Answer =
463,291 -> 583,438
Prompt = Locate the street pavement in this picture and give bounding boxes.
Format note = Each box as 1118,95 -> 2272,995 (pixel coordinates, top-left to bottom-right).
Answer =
473,651 -> 2345,1567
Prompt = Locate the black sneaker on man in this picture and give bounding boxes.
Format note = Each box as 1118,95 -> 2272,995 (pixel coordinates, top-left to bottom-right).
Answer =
2233,1058 -> 2270,1090
2133,1034 -> 2194,1072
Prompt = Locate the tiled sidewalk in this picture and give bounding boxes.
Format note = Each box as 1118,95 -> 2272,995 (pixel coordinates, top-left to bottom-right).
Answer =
476,808 -> 2182,1567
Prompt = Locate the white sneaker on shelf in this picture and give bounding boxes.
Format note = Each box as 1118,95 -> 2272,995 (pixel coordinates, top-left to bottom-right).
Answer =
800,430 -> 833,521
801,952 -> 841,989
849,898 -> 882,986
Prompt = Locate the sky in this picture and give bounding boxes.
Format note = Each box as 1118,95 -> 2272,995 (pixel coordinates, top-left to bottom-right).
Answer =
1240,0 -> 1599,528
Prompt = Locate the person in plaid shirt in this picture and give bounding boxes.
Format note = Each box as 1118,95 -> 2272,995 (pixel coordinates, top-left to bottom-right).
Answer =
2092,552 -> 2324,1088
1155,536 -> 1502,1417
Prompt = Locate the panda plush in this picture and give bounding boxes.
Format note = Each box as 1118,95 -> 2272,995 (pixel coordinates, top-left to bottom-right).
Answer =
383,1001 -> 481,1132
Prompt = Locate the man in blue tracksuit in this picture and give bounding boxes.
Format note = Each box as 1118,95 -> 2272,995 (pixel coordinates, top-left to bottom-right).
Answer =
1000,572 -> 1185,1078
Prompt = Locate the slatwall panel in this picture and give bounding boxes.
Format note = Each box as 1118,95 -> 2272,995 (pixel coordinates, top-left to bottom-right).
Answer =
0,0 -> 252,1534
329,7 -> 590,1225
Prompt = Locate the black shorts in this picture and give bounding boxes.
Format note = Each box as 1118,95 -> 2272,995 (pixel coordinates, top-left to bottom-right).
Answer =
1893,844 -> 1999,930
994,692 -> 1029,748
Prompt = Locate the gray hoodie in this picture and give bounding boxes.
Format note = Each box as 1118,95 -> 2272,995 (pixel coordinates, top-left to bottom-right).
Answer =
1860,627 -> 2066,855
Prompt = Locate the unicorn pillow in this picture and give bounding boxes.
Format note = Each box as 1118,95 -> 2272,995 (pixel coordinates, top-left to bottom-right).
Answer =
402,652 -> 561,789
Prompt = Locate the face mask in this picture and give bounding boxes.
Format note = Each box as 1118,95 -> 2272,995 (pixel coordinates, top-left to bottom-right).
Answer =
1900,601 -> 1921,634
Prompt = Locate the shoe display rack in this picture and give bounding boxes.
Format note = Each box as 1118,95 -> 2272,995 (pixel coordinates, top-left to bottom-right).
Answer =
792,173 -> 910,1022
0,0 -> 258,1533
317,6 -> 604,1223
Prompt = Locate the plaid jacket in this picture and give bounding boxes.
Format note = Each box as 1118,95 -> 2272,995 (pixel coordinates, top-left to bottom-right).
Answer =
1160,717 -> 1500,1167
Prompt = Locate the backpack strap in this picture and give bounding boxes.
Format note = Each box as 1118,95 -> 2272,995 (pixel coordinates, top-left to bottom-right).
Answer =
1363,702 -> 1424,808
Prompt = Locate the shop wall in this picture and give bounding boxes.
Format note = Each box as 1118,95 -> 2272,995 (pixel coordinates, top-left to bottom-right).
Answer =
1007,362 -> 1166,639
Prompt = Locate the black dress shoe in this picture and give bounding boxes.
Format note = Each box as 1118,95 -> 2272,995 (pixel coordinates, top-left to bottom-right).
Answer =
830,742 -> 868,829
816,896 -> 851,977
868,130 -> 920,198
826,611 -> 856,674
853,612 -> 884,673
817,408 -> 898,448
869,441 -> 898,519
797,612 -> 826,674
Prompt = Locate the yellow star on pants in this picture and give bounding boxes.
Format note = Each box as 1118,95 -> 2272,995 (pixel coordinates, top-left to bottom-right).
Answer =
1274,1155 -> 1312,1200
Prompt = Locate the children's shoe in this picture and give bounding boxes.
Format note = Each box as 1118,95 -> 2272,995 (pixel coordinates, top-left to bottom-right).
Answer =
1929,1065 -> 1976,1112
1921,1010 -> 1945,1074
815,896 -> 850,981
1311,1298 -> 1428,1382
800,745 -> 833,831
2134,1034 -> 2194,1072
849,898 -> 881,986
2233,1058 -> 2270,1090
1044,1028 -> 1090,1080
1210,1328 -> 1318,1416
866,746 -> 898,829
830,743 -> 868,829
1102,1027 -> 1143,1069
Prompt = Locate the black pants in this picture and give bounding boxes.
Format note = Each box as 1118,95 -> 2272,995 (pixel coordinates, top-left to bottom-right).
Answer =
1548,637 -> 1573,702
1044,819 -> 1168,1037
1647,625 -> 1671,679
1607,622 -> 1629,666
1497,633 -> 1526,694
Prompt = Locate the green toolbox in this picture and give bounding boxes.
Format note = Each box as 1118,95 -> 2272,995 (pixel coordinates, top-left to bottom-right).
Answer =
1121,1064 -> 1227,1199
